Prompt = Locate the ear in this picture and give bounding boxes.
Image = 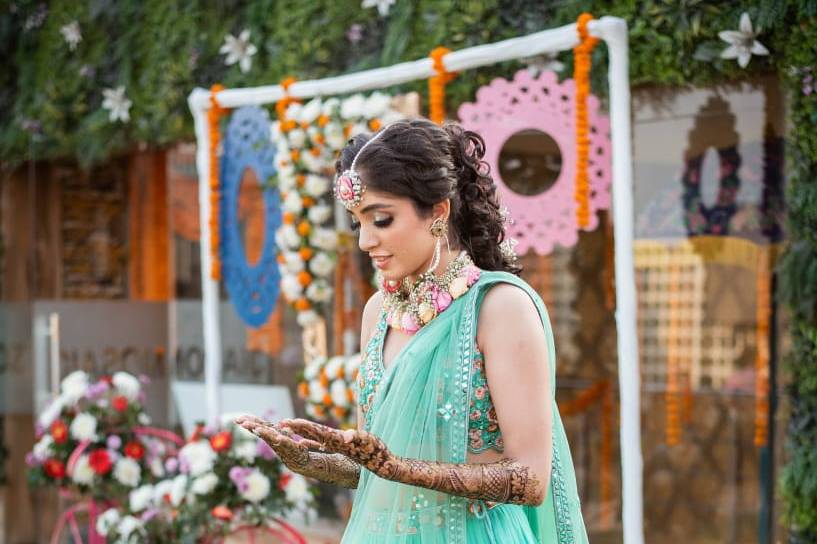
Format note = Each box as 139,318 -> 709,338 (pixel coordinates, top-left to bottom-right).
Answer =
431,199 -> 451,223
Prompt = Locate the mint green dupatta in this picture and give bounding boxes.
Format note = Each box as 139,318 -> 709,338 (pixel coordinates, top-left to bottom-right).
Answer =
343,271 -> 588,544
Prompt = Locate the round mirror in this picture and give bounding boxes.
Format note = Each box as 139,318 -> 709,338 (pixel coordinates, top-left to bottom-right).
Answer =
498,129 -> 562,196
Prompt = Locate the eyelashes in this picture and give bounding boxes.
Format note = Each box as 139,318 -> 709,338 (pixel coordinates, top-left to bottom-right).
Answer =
349,217 -> 393,231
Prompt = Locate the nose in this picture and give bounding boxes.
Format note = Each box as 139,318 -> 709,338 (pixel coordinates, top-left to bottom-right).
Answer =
358,224 -> 378,253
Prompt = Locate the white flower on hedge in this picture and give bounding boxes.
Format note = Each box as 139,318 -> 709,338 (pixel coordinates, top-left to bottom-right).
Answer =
321,98 -> 340,117
296,309 -> 320,327
362,0 -> 395,17
191,472 -> 219,496
301,150 -> 325,173
129,484 -> 154,513
220,30 -> 257,73
282,191 -> 303,214
112,371 -> 141,401
96,508 -> 120,537
281,274 -> 304,301
233,440 -> 257,463
299,98 -> 322,124
283,252 -> 305,274
330,379 -> 350,409
33,435 -> 54,461
114,458 -> 141,488
325,123 -> 347,150
60,21 -> 82,51
179,441 -> 216,477
61,370 -> 90,402
310,228 -> 338,251
306,280 -> 333,303
102,86 -> 132,123
304,175 -> 330,197
70,412 -> 98,442
365,92 -> 392,118
284,472 -> 311,504
307,204 -> 332,224
309,252 -> 334,278
341,94 -> 366,119
288,128 -> 306,149
719,12 -> 769,68
72,455 -> 95,486
170,474 -> 188,506
240,469 -> 270,503
37,397 -> 65,429
117,515 -> 145,541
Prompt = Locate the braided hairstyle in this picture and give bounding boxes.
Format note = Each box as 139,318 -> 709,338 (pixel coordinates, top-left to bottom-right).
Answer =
336,118 -> 520,275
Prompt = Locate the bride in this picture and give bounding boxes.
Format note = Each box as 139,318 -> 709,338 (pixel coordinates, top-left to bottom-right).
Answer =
238,119 -> 588,543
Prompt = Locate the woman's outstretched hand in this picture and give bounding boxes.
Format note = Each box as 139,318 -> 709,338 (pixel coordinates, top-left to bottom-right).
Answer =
279,418 -> 397,479
234,414 -> 321,471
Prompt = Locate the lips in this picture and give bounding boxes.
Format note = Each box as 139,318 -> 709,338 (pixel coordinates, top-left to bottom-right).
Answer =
371,255 -> 391,269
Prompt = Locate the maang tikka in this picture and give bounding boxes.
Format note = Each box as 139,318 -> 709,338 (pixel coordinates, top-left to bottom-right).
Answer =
334,128 -> 388,210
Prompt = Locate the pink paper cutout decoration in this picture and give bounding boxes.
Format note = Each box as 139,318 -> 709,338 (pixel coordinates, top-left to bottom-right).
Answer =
458,69 -> 612,255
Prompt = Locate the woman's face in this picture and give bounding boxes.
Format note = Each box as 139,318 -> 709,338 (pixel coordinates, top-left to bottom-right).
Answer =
348,188 -> 438,283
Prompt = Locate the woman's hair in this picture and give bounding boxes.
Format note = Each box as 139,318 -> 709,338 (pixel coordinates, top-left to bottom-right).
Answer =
336,118 -> 521,275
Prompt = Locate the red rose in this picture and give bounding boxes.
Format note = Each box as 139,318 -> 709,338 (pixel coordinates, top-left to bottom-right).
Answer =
123,441 -> 145,460
278,472 -> 292,490
50,420 -> 68,444
209,431 -> 232,453
112,396 -> 129,412
101,375 -> 113,385
44,458 -> 66,479
88,449 -> 113,475
189,424 -> 205,443
211,505 -> 234,521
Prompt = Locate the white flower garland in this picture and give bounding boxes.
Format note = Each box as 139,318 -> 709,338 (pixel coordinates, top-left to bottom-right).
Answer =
298,353 -> 361,427
272,92 -> 403,327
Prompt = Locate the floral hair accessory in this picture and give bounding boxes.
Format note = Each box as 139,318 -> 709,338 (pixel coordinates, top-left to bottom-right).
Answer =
334,127 -> 387,210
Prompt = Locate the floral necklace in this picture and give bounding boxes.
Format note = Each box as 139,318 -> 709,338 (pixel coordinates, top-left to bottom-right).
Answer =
381,251 -> 481,334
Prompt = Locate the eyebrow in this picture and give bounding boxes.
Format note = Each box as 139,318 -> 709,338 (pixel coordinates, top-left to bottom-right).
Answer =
359,203 -> 393,214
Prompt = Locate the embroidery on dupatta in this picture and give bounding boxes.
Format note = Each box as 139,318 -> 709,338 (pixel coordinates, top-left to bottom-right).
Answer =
551,441 -> 576,544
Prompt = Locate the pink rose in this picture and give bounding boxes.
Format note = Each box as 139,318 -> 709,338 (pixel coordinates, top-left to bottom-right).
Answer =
431,288 -> 452,313
464,266 -> 481,287
401,313 -> 420,334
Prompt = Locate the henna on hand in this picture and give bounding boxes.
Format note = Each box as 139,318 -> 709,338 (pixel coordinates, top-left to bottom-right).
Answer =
235,415 -> 360,489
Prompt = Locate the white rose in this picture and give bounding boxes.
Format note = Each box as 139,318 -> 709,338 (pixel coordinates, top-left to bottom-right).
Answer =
95,508 -> 120,537
321,97 -> 340,117
310,228 -> 337,251
330,380 -> 349,408
152,479 -> 173,504
284,473 -> 311,504
301,150 -> 324,173
117,515 -> 145,541
299,98 -> 322,124
296,310 -> 319,327
281,274 -> 304,301
129,485 -> 154,513
283,252 -> 305,274
149,457 -> 165,478
349,123 -> 368,137
179,441 -> 216,477
282,191 -> 303,214
288,128 -> 306,149
69,413 -> 98,442
37,397 -> 65,429
33,435 -> 54,461
114,458 -> 141,488
72,455 -> 95,486
285,102 -> 303,120
306,280 -> 333,303
61,370 -> 89,403
341,94 -> 366,120
170,474 -> 188,506
304,175 -> 329,197
233,440 -> 257,463
112,372 -> 141,401
138,413 -> 151,425
308,252 -> 334,278
240,469 -> 270,503
191,472 -> 219,495
307,204 -> 332,224
365,92 -> 392,118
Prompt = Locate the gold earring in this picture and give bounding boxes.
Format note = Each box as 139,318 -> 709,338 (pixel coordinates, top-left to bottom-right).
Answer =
430,217 -> 448,238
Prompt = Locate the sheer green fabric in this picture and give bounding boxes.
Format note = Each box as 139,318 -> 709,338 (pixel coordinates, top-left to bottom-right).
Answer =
343,271 -> 588,543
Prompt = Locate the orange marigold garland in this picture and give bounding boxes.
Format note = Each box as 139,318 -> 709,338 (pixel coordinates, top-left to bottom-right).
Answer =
429,47 -> 457,124
208,84 -> 229,280
573,13 -> 599,229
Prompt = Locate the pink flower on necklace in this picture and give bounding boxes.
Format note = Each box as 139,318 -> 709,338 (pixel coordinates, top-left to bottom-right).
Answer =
401,312 -> 420,334
464,266 -> 481,287
431,286 -> 452,313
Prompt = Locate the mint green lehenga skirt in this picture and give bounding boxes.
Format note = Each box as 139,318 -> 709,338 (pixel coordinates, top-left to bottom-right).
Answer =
465,503 -> 538,543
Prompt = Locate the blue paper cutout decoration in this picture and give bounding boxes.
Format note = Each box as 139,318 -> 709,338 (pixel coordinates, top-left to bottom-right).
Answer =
220,106 -> 281,327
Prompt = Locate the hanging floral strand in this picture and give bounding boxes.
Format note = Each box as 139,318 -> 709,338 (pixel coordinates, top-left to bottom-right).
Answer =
208,84 -> 228,280
429,47 -> 457,124
573,13 -> 598,229
754,247 -> 771,446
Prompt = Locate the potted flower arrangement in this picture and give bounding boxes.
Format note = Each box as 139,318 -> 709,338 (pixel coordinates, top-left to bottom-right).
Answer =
95,421 -> 314,543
